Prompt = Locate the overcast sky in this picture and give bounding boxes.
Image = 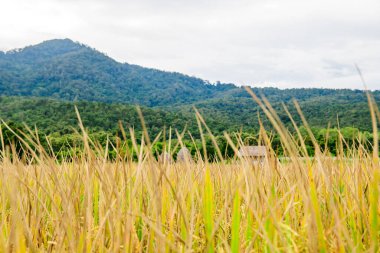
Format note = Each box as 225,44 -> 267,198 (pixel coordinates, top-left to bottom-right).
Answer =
1,0 -> 379,89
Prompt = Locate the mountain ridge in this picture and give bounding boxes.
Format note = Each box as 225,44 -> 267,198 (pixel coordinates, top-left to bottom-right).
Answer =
1,39 -> 379,132
1,39 -> 375,97
0,38 -> 240,106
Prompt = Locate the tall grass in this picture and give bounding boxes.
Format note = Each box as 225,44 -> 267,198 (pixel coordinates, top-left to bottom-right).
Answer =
0,89 -> 379,252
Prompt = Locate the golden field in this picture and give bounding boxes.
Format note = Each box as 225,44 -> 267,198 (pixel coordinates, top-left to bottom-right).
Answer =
0,90 -> 379,252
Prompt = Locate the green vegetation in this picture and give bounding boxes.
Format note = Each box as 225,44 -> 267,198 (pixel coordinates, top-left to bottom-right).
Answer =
0,39 -> 232,106
1,96 -> 378,161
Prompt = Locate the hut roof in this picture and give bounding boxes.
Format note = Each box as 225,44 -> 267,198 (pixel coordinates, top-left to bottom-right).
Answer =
177,147 -> 193,162
238,146 -> 267,157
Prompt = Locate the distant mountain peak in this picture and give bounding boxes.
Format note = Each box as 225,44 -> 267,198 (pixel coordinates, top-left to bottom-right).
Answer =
10,38 -> 81,50
36,38 -> 79,48
3,38 -> 89,61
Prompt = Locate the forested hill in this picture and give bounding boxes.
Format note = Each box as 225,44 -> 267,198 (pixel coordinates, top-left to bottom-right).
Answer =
0,39 -> 379,133
0,39 -> 236,106
0,94 -> 378,136
1,39 -> 379,107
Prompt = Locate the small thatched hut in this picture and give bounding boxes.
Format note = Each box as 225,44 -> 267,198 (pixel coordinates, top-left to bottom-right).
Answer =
177,147 -> 193,163
238,146 -> 267,165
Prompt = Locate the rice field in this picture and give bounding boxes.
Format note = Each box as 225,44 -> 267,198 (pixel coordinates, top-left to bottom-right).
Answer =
0,90 -> 379,252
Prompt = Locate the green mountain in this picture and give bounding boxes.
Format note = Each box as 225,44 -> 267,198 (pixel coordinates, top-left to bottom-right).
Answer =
0,39 -> 236,106
0,39 -> 379,134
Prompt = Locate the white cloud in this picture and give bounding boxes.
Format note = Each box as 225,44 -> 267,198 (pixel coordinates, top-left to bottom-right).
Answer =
0,0 -> 379,89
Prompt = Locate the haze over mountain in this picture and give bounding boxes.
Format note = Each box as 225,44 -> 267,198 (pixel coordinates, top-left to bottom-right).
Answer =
0,39 -> 379,133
